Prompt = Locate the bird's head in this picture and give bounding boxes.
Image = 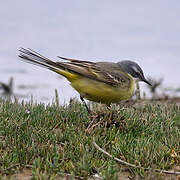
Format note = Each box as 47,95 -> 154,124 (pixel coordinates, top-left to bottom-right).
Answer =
118,60 -> 152,86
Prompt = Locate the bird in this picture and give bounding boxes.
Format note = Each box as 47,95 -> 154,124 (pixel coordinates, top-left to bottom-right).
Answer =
18,48 -> 151,113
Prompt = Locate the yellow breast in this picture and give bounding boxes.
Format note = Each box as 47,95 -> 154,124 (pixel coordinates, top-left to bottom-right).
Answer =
55,69 -> 135,104
70,76 -> 135,105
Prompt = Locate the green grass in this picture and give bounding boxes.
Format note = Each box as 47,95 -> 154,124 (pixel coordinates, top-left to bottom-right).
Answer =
0,98 -> 179,179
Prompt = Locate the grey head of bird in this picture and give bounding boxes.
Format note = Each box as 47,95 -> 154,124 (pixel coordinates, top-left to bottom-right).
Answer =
118,60 -> 152,86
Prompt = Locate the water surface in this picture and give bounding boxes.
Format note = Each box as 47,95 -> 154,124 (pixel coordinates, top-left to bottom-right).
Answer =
1,1 -> 180,103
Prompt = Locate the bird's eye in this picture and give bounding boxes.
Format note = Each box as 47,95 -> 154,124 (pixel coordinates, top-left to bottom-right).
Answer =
135,71 -> 140,76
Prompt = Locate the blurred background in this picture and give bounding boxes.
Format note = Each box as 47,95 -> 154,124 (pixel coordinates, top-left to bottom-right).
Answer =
0,0 -> 180,104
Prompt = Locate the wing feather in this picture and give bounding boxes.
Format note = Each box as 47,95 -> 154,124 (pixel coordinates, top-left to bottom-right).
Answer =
57,56 -> 131,86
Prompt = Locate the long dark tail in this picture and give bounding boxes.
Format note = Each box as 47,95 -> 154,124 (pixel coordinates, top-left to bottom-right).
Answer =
18,48 -> 65,72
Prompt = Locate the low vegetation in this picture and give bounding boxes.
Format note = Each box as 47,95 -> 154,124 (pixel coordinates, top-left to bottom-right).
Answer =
0,96 -> 179,179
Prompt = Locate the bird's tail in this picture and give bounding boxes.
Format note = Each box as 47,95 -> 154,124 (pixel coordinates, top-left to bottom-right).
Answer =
18,48 -> 66,72
18,48 -> 81,81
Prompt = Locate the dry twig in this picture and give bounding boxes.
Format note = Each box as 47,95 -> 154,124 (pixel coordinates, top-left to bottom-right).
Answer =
92,137 -> 180,175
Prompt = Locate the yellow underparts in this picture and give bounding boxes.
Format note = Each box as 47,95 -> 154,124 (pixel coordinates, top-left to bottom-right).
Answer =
55,69 -> 135,105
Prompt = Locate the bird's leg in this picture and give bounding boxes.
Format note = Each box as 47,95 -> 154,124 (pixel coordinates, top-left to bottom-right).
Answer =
80,96 -> 91,114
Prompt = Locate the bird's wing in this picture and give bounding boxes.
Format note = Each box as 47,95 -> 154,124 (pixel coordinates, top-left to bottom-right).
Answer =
58,56 -> 131,86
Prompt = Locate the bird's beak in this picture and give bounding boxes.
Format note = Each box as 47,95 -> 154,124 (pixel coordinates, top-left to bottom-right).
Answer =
142,78 -> 152,86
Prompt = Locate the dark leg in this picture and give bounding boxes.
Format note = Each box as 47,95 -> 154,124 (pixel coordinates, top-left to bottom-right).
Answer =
80,96 -> 90,114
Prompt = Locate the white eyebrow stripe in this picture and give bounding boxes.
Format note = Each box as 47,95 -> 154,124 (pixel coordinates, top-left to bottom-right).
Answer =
131,65 -> 139,72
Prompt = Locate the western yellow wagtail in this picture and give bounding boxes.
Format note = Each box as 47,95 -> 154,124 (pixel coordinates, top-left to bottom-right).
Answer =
18,48 -> 151,112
